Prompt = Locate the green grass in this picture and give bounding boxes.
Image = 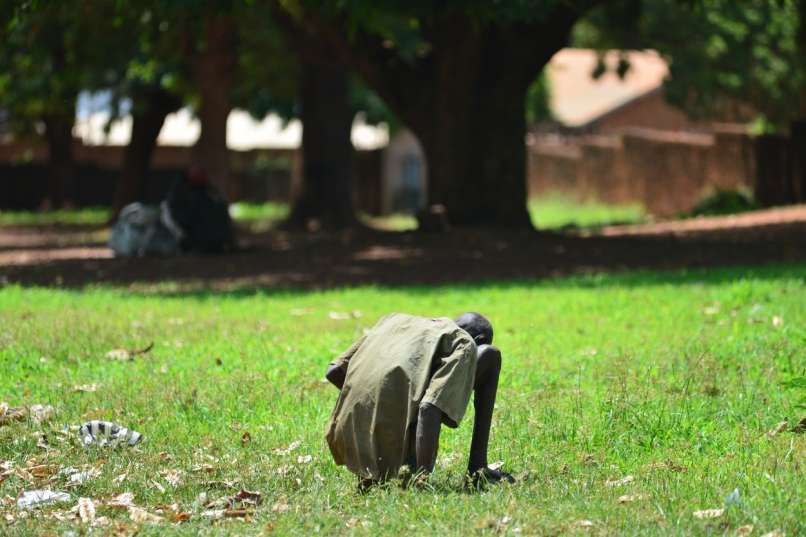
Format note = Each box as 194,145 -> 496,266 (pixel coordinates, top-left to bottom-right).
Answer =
0,208 -> 111,227
228,202 -> 290,223
529,195 -> 646,230
1,265 -> 804,535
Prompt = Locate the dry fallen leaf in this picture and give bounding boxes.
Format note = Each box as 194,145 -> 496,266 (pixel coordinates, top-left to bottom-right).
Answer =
202,509 -> 225,519
644,460 -> 686,473
693,508 -> 724,519
150,479 -> 166,493
617,494 -> 647,503
297,455 -> 312,464
28,464 -> 58,479
760,530 -> 784,537
605,475 -> 635,487
573,519 -> 595,528
735,525 -> 754,536
170,512 -> 191,523
29,404 -> 54,424
0,403 -> 26,425
160,469 -> 183,487
73,384 -> 99,393
191,464 -> 216,473
224,509 -> 252,518
767,421 -> 788,437
272,501 -> 289,513
241,432 -> 252,446
107,492 -> 135,509
106,342 -> 154,361
128,506 -> 164,524
272,440 -> 301,455
77,497 -> 96,524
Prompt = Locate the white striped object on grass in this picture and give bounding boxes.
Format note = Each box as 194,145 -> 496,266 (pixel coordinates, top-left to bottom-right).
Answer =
79,420 -> 142,447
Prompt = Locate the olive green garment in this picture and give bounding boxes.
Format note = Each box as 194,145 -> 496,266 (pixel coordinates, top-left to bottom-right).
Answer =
326,313 -> 478,480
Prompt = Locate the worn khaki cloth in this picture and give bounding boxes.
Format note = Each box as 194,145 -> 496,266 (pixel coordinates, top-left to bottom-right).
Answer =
326,313 -> 478,479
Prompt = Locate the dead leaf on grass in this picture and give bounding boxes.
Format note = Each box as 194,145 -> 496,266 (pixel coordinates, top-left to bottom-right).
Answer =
73,384 -> 99,393
618,494 -> 647,503
23,404 -> 53,424
27,464 -> 58,479
128,506 -> 164,524
241,432 -> 252,446
272,440 -> 300,455
767,421 -> 788,437
150,480 -> 166,493
790,417 -> 806,434
170,512 -> 191,523
297,455 -> 312,464
159,469 -> 183,487
0,403 -> 26,425
271,501 -> 289,513
107,492 -> 135,509
191,463 -> 216,473
760,530 -> 784,537
202,509 -> 225,519
106,342 -> 154,361
225,509 -> 253,518
77,497 -> 96,524
573,519 -> 595,529
644,460 -> 687,473
605,475 -> 634,487
693,508 -> 724,519
735,525 -> 754,536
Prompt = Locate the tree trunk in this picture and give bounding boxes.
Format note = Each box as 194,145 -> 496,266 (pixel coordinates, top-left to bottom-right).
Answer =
287,61 -> 356,229
42,104 -> 76,210
416,74 -> 532,227
113,87 -> 182,214
320,14 -> 576,228
405,27 -> 556,228
193,14 -> 237,200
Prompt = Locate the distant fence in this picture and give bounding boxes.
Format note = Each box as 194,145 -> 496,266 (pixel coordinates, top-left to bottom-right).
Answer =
527,124 -> 805,215
0,141 -> 382,213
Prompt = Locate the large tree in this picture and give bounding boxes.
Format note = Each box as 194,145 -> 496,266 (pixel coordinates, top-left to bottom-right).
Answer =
576,0 -> 806,130
273,1 -> 602,228
0,1 -> 109,208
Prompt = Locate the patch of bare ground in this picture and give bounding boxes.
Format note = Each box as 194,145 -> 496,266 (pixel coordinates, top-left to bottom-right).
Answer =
0,206 -> 804,291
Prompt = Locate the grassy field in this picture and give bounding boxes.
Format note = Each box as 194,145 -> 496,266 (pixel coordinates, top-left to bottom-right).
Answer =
1,266 -> 804,535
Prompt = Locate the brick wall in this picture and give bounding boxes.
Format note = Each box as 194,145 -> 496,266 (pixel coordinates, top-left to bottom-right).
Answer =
527,125 -> 758,216
0,141 -> 381,212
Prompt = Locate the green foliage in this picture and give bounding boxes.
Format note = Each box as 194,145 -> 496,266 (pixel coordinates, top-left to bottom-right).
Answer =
687,189 -> 759,218
0,265 -> 804,534
576,0 -> 806,130
525,73 -> 553,126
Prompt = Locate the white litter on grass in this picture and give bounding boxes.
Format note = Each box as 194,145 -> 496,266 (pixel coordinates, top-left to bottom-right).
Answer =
17,490 -> 71,510
79,420 -> 142,447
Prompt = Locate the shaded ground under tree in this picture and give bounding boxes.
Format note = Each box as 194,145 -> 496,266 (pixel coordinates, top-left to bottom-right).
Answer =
1,206 -> 804,290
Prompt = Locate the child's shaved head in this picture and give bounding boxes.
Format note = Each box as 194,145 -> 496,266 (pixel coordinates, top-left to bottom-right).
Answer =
455,312 -> 493,345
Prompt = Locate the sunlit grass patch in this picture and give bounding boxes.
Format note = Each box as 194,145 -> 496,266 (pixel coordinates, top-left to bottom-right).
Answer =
0,207 -> 110,227
0,265 -> 804,535
529,194 -> 646,229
